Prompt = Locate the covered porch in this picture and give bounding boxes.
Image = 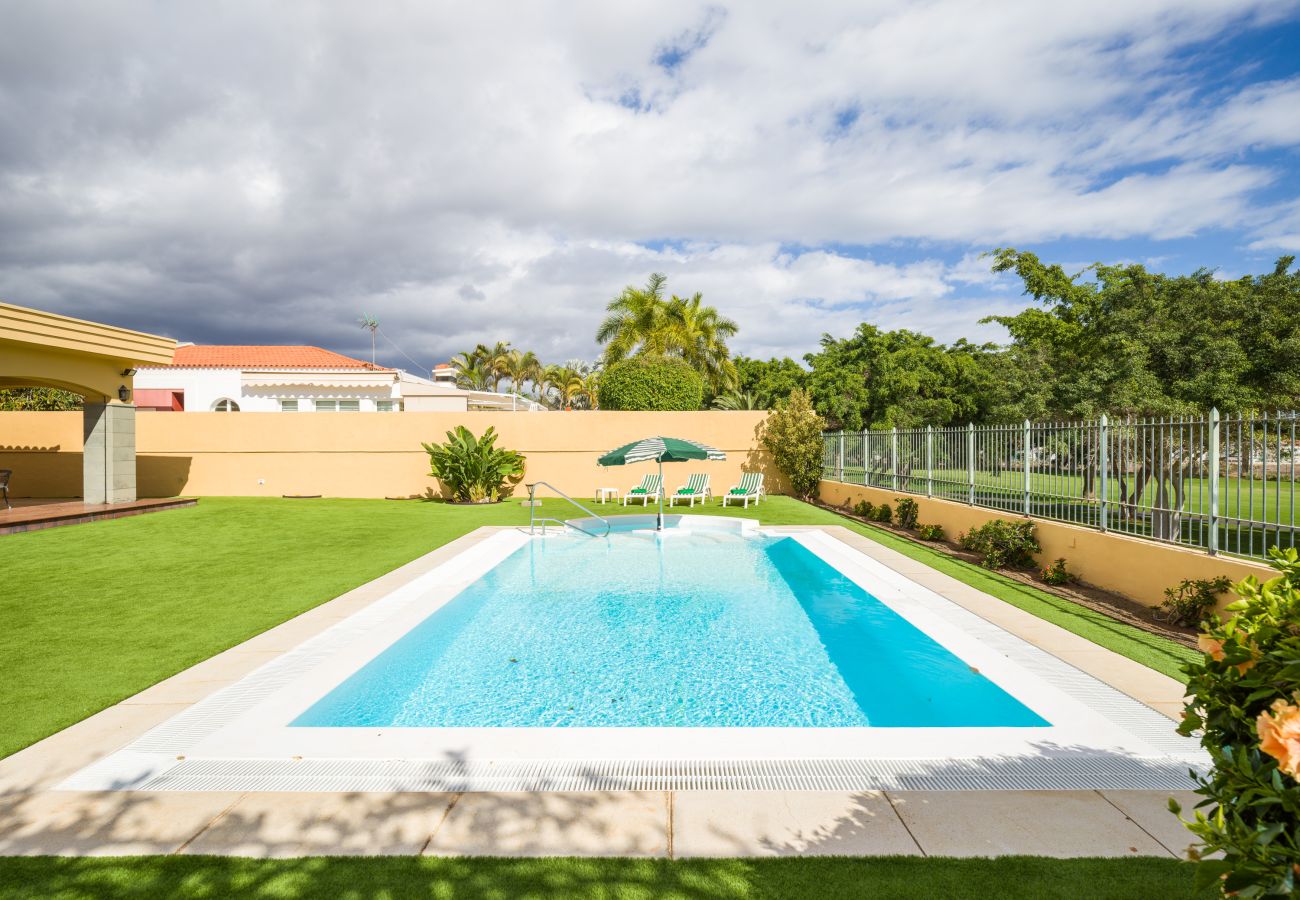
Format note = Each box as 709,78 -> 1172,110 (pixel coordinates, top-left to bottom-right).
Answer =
0,302 -> 177,507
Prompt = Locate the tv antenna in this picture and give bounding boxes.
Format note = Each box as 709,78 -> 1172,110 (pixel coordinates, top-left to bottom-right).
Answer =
358,314 -> 379,365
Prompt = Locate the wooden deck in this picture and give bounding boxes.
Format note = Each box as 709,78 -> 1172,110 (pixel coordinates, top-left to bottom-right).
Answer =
0,497 -> 197,535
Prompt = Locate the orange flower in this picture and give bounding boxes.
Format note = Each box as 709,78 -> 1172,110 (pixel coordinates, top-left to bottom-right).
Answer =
1197,634 -> 1225,661
1257,700 -> 1300,779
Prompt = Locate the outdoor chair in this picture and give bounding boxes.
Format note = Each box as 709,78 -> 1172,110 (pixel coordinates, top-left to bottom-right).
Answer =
669,473 -> 711,508
722,472 -> 766,508
0,469 -> 10,509
622,473 -> 662,506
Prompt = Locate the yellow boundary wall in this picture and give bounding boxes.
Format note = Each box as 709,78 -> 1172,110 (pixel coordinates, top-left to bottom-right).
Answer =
0,411 -> 781,501
819,479 -> 1273,610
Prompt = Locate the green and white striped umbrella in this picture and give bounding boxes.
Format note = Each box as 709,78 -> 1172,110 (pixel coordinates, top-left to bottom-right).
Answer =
597,437 -> 726,530
597,436 -> 726,467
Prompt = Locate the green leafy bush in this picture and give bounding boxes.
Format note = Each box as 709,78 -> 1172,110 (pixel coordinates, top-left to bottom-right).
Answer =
958,519 -> 1040,569
1040,558 -> 1074,586
596,356 -> 704,411
853,499 -> 876,519
759,389 -> 825,500
1175,548 -> 1300,897
917,523 -> 945,541
894,497 -> 920,529
873,502 -> 893,523
422,426 -> 525,503
1157,576 -> 1233,627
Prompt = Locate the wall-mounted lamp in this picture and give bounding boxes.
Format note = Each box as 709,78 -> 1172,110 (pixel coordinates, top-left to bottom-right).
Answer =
117,384 -> 131,403
120,368 -> 137,377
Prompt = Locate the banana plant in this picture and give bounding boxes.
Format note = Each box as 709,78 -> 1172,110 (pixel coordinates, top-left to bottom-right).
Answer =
422,426 -> 525,503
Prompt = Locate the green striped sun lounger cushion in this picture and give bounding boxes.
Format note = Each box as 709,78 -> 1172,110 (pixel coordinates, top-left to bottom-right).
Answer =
630,475 -> 662,494
730,473 -> 763,494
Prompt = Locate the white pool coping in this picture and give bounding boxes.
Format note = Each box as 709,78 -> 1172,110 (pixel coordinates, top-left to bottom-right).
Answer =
59,525 -> 1209,793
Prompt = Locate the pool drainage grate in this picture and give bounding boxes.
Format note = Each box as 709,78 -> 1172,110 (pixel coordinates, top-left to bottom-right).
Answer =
126,754 -> 1201,793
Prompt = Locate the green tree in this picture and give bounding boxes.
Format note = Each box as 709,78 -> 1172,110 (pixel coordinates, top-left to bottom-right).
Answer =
596,273 -> 738,395
733,356 -> 807,407
760,388 -> 826,500
597,357 -> 703,411
0,388 -> 83,411
986,249 -> 1300,417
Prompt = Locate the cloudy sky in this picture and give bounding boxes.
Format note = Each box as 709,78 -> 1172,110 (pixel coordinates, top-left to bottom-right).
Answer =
2,1 -> 1299,370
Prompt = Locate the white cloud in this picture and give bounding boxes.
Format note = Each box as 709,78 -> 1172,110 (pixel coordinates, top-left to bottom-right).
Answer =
0,0 -> 1298,363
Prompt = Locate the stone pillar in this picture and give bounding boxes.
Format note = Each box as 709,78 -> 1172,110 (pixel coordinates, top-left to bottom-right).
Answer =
83,402 -> 136,504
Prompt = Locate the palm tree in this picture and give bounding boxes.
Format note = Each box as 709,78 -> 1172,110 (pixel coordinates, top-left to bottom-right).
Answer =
595,273 -> 738,394
665,292 -> 739,393
499,349 -> 542,395
713,390 -> 767,410
596,273 -> 673,364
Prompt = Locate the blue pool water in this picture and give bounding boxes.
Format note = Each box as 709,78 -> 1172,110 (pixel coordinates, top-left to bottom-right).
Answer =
293,533 -> 1049,728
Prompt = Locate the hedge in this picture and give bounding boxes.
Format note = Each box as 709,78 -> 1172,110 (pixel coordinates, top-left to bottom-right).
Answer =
597,357 -> 704,411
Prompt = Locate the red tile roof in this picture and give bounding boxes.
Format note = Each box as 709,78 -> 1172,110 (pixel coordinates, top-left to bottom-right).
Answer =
157,345 -> 393,370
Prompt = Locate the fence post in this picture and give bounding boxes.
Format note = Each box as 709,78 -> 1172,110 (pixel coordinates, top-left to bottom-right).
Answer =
1099,414 -> 1109,533
967,423 -> 975,506
1208,407 -> 1220,556
925,425 -> 934,498
836,430 -> 844,482
890,426 -> 899,492
1022,419 -> 1032,517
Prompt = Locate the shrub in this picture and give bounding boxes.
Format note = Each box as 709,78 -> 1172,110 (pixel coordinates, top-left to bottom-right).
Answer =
853,500 -> 876,519
873,502 -> 893,523
958,519 -> 1040,569
894,497 -> 920,529
1175,548 -> 1300,897
1039,557 -> 1074,586
422,426 -> 525,503
759,389 -> 825,500
596,356 -> 704,411
917,523 -> 945,541
1157,576 -> 1233,627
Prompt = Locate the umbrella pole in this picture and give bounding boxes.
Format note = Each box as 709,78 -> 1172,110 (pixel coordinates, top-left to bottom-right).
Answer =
657,459 -> 664,530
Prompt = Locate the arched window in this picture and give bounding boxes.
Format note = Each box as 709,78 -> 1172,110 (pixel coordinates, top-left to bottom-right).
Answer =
212,398 -> 240,412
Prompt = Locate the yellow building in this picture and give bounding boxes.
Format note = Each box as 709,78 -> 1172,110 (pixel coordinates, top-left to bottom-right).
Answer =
0,302 -> 176,503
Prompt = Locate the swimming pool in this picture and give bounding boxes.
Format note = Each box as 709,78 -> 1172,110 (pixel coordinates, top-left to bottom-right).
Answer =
293,531 -> 1047,728
62,521 -> 1209,793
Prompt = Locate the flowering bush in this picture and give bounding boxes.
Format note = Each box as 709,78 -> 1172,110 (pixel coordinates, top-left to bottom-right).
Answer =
1175,547 -> 1300,897
1039,557 -> 1074,586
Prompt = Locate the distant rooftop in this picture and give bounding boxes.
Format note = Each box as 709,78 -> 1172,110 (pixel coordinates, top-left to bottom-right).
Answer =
148,345 -> 392,370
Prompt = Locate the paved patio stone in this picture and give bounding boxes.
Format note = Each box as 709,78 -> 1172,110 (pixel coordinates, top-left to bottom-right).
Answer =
888,790 -> 1174,858
181,792 -> 453,857
0,703 -> 192,796
0,790 -> 239,856
672,791 -> 921,858
427,792 -> 669,857
1101,791 -> 1205,858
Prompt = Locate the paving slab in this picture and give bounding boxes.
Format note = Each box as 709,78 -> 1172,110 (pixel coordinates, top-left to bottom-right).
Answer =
182,792 -> 453,857
0,703 -> 192,796
0,790 -> 239,856
887,790 -> 1173,858
1102,791 -> 1206,859
672,791 -> 921,857
427,792 -> 669,857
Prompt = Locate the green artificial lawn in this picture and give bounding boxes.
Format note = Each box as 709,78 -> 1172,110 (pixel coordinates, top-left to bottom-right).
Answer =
0,495 -> 1195,761
0,855 -> 1212,900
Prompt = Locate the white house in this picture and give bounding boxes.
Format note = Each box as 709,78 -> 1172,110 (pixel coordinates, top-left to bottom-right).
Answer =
134,345 -> 543,412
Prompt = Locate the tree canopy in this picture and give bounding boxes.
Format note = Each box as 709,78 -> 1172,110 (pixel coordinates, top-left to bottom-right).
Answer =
802,252 -> 1300,429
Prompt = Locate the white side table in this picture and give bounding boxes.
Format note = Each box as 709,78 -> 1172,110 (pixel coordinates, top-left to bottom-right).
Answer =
596,487 -> 619,504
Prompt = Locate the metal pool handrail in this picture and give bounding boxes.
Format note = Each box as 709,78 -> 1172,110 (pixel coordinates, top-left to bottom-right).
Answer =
525,482 -> 611,537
